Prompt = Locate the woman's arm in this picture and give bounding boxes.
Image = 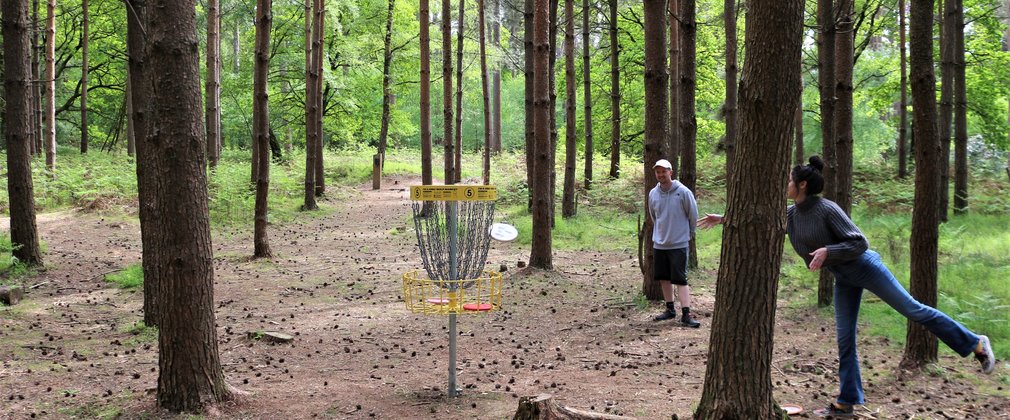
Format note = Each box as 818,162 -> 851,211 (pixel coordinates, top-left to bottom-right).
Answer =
697,213 -> 723,229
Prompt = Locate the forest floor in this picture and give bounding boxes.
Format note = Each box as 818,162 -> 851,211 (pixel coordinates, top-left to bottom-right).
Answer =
2,176 -> 1009,419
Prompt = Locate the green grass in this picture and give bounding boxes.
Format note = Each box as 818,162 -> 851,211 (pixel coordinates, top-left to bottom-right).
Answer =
121,321 -> 158,346
104,264 -> 144,289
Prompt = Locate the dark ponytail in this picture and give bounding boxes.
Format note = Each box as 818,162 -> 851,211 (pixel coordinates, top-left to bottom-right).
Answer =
792,156 -> 825,195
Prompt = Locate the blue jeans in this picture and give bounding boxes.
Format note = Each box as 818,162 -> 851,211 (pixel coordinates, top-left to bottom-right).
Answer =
826,250 -> 980,406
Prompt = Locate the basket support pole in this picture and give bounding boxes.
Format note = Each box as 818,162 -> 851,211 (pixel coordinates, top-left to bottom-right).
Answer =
447,202 -> 460,397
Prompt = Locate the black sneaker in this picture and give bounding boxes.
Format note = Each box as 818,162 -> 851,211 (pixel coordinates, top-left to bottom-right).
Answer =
680,314 -> 701,328
653,310 -> 678,321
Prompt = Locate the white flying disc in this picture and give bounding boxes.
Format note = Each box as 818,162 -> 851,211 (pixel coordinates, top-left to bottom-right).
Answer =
489,223 -> 518,242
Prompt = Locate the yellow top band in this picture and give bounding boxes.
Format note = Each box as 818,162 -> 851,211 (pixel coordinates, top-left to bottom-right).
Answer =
410,185 -> 497,201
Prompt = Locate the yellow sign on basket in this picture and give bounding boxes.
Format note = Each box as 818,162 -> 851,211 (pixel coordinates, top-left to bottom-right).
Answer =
410,185 -> 497,201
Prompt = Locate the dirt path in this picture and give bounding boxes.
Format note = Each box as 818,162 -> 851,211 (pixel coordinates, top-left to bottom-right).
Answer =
2,178 -> 1008,419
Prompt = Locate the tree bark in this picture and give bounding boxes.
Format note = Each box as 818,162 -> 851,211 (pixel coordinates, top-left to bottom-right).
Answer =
480,0 -> 493,185
302,0 -> 318,210
668,0 -> 680,175
834,0 -> 854,215
607,0 -> 620,179
126,67 -> 135,156
80,0 -> 89,154
581,0 -> 593,190
897,0 -> 908,178
3,0 -> 45,267
253,0 -> 273,259
31,0 -> 42,157
312,0 -> 325,196
641,0 -> 668,301
524,0 -> 535,205
530,0 -> 553,269
44,0 -> 55,170
561,0 -> 576,217
145,0 -> 230,410
815,0 -> 837,308
679,0 -> 698,269
900,0 -> 941,370
795,83 -> 804,166
206,0 -> 222,168
938,0 -> 953,222
453,0 -> 464,184
694,0 -> 803,417
421,0 -> 434,201
442,0 -> 455,184
492,0 -> 502,154
378,0 -> 396,172
723,0 -> 737,181
549,0 -> 558,226
952,0 -> 967,214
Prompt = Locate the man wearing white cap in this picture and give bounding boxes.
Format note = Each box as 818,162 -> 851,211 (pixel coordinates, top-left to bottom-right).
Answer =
648,158 -> 700,327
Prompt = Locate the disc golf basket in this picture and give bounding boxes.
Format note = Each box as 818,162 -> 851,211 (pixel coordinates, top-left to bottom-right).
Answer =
403,185 -> 504,397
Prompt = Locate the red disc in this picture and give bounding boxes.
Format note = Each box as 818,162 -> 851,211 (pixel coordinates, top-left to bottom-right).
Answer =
462,303 -> 493,311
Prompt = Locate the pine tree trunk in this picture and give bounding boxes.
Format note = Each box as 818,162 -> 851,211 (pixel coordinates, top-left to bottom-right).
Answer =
480,0 -> 493,185
312,0 -> 325,196
379,0 -> 396,169
80,0 -> 89,154
453,0 -> 464,184
679,0 -> 698,269
206,0 -> 222,168
253,0 -> 273,259
530,0 -> 553,270
421,0 -> 434,199
901,0 -> 941,369
524,0 -> 535,205
938,0 -> 953,222
723,0 -> 737,181
549,0 -> 559,225
561,0 -> 576,217
794,87 -> 804,166
694,1 -> 803,417
145,0 -> 230,410
32,0 -> 43,157
3,0 -> 45,267
607,0 -> 620,178
815,0 -> 837,308
126,69 -> 135,157
303,0 -> 318,210
44,0 -> 55,170
898,0 -> 908,178
952,0 -> 967,214
668,0 -> 680,175
641,0 -> 668,301
232,20 -> 240,72
834,0 -> 854,215
442,0 -> 455,184
581,0 -> 593,190
492,1 -> 503,154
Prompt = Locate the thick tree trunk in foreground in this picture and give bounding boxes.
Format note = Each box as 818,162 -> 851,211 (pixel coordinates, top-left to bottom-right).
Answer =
694,0 -> 803,417
3,0 -> 45,267
253,0 -> 273,259
561,0 -> 576,217
901,0 -> 941,370
145,0 -> 230,411
530,0 -> 553,270
641,0 -> 668,301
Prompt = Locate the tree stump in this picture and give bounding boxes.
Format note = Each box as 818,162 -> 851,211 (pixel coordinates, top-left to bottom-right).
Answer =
0,285 -> 24,306
513,394 -> 635,420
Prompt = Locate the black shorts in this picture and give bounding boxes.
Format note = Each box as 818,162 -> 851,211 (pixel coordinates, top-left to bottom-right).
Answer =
654,248 -> 688,285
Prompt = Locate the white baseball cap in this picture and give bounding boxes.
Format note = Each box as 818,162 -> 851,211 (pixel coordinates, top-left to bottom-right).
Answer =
654,159 -> 673,170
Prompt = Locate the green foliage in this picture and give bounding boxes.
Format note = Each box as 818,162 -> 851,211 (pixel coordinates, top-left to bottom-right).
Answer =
122,321 -> 159,346
105,264 -> 144,290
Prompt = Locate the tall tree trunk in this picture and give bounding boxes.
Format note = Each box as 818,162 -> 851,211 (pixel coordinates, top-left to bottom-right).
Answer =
3,0 -> 45,267
492,0 -> 502,154
641,0 -> 668,301
80,0 -> 89,154
480,0 -> 492,185
206,0 -> 222,168
723,0 -> 737,181
1006,0 -> 1010,178
379,0 -> 396,169
312,0 -> 325,196
607,0 -> 620,179
680,0 -> 698,269
834,0 -> 854,215
694,0 -> 803,416
127,0 -> 159,327
794,81 -> 804,166
530,0 -> 553,269
815,0 -> 836,307
31,0 -> 41,157
952,0 -> 967,214
302,0 -> 318,210
421,0 -> 434,198
581,0 -> 593,189
442,0 -> 455,184
524,0 -> 535,205
44,0 -> 54,170
253,0 -> 273,259
561,0 -> 576,216
938,0 -> 953,222
901,0 -> 941,370
126,68 -> 135,156
549,0 -> 558,225
453,0 -> 464,184
898,0 -> 908,178
668,0 -> 680,175
145,0 -> 230,410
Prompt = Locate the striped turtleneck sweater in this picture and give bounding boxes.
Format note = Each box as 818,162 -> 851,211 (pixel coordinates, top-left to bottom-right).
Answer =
786,196 -> 869,267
